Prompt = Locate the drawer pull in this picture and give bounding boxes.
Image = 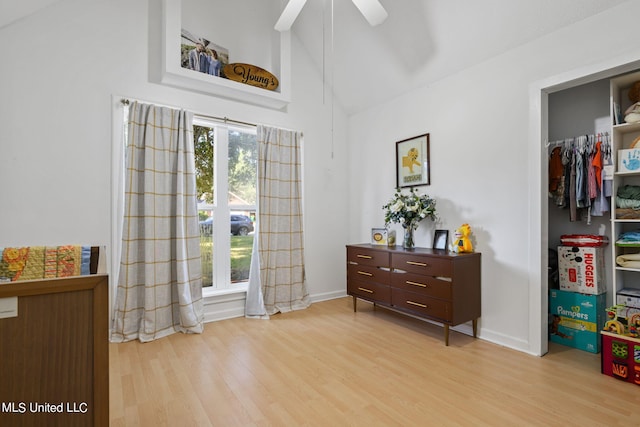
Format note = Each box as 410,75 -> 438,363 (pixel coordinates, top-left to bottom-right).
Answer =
357,254 -> 373,259
406,280 -> 427,288
406,261 -> 428,267
358,287 -> 374,294
357,271 -> 373,277
406,300 -> 428,308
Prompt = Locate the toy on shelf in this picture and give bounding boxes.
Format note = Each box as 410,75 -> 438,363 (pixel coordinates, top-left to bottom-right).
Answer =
451,223 -> 473,253
603,305 -> 626,335
629,313 -> 640,338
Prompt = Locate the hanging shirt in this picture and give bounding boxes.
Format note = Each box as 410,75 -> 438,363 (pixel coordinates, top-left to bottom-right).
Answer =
549,146 -> 563,193
590,139 -> 604,216
575,137 -> 587,209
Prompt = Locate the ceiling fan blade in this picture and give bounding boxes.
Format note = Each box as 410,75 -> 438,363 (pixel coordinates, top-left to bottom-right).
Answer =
274,0 -> 308,32
351,0 -> 388,26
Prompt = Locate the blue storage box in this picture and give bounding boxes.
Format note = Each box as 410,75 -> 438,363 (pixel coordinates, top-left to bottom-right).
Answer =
549,289 -> 606,353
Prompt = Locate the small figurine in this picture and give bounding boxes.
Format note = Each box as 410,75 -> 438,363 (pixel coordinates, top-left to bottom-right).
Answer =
629,313 -> 640,338
451,223 -> 473,253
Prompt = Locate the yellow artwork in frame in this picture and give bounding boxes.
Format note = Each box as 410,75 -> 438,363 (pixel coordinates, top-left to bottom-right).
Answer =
396,133 -> 430,188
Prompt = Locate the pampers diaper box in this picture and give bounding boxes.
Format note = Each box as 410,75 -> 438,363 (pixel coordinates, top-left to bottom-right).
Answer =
549,289 -> 606,353
557,246 -> 606,295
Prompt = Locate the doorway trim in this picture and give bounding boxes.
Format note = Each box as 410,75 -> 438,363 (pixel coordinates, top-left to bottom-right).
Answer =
529,53 -> 640,356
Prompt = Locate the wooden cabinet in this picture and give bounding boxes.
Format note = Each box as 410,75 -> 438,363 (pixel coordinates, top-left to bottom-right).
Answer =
347,244 -> 481,345
0,275 -> 109,426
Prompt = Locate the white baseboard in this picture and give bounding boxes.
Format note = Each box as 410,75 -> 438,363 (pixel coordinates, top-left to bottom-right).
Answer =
203,290 -> 247,323
309,289 -> 347,303
202,288 -> 348,324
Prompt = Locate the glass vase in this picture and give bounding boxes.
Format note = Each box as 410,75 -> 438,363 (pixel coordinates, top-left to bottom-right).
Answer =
403,227 -> 415,249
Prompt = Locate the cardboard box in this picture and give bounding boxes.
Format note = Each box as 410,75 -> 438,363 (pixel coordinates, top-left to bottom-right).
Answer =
557,246 -> 606,295
618,148 -> 640,173
616,288 -> 640,309
371,228 -> 395,246
549,289 -> 606,353
601,331 -> 640,385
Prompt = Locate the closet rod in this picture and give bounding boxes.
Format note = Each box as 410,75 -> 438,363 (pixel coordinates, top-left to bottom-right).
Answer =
545,132 -> 609,148
120,98 -> 256,128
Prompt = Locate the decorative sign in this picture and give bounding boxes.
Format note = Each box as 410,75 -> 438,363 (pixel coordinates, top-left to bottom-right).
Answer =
223,63 -> 279,91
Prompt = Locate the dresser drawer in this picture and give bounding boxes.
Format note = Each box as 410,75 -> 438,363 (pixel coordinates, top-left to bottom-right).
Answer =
347,263 -> 390,285
347,246 -> 390,267
391,288 -> 451,321
392,253 -> 451,277
391,271 -> 452,300
348,280 -> 391,303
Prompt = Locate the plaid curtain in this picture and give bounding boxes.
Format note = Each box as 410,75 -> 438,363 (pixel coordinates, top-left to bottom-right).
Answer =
111,101 -> 203,342
246,125 -> 310,317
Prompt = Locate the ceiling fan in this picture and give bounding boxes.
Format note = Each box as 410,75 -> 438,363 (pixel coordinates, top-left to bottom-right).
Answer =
274,0 -> 388,32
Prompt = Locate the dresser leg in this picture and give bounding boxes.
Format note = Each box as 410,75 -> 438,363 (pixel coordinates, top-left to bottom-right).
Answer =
472,319 -> 478,338
352,296 -> 357,312
444,324 -> 450,346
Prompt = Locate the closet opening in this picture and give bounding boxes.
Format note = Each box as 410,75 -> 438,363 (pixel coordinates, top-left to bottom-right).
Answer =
534,57 -> 640,357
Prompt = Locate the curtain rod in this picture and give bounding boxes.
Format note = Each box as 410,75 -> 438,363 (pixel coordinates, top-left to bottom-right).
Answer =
120,98 -> 256,128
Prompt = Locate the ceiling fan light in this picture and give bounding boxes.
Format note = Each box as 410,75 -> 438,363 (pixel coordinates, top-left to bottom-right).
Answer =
274,0 -> 308,32
350,0 -> 388,26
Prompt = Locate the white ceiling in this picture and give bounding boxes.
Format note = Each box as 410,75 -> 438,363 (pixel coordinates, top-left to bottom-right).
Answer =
291,0 -> 628,114
1,0 -> 629,114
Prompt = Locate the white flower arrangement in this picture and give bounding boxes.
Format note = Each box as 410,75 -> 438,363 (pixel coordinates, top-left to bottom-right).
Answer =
383,188 -> 437,230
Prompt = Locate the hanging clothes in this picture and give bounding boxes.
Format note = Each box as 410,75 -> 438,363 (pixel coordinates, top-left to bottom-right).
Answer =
549,146 -> 563,193
548,133 -> 611,222
591,134 -> 611,216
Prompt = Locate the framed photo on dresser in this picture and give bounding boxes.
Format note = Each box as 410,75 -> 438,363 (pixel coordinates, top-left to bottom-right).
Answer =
433,229 -> 448,250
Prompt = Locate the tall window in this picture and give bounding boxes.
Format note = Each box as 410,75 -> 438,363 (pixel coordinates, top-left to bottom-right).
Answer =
194,119 -> 257,291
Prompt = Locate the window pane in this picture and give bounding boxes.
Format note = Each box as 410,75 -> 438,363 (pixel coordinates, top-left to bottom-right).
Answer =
228,129 -> 257,283
194,124 -> 215,288
199,207 -> 213,288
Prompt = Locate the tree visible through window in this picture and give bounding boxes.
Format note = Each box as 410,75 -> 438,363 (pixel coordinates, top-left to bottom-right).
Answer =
194,123 -> 257,289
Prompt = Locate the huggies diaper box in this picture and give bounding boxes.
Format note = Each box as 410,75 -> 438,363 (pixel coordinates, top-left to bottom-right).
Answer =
557,246 -> 606,295
549,289 -> 606,353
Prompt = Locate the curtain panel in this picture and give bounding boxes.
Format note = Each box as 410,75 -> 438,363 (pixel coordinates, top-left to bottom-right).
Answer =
111,101 -> 204,343
246,125 -> 310,317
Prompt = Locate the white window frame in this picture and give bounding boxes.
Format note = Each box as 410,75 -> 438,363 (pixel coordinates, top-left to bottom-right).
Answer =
193,117 -> 257,296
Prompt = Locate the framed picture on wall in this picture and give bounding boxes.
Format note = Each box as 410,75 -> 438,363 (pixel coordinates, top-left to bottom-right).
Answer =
396,133 -> 430,188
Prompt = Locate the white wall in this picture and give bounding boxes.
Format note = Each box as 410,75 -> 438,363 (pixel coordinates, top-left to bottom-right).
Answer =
0,0 -> 349,310
6,0 -> 640,355
347,1 -> 640,354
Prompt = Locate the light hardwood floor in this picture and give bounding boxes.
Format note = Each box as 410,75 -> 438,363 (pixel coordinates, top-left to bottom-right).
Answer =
109,297 -> 640,426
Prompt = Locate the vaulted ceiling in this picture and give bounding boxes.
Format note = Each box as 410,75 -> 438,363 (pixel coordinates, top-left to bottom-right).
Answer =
2,0 -> 629,114
290,0 -> 628,114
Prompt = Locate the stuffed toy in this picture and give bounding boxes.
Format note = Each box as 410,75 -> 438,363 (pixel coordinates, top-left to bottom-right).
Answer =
451,223 -> 473,253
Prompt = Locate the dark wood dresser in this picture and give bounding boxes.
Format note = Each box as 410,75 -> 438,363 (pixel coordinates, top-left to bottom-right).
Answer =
347,244 -> 481,345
